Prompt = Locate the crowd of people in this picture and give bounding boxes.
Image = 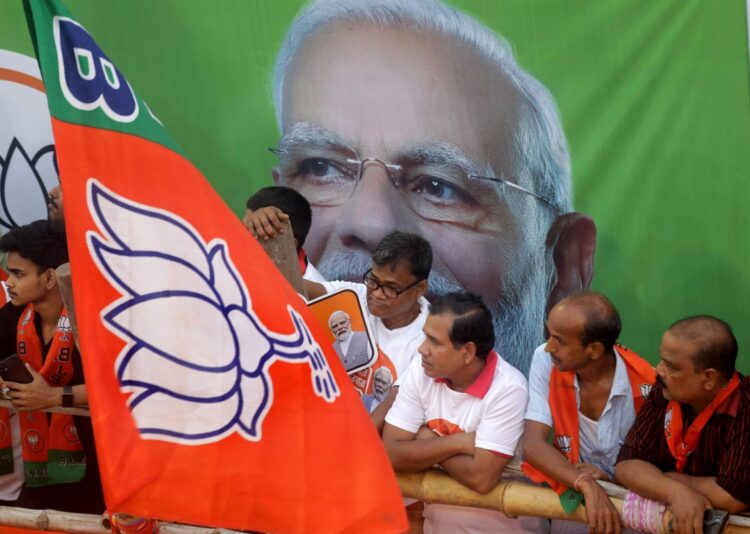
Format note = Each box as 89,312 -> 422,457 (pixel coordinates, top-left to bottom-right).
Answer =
244,185 -> 749,534
0,175 -> 743,534
1,0 -> 743,532
0,167 -> 743,534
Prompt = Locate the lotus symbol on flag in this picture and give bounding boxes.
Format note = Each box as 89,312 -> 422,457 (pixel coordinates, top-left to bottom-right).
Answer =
86,179 -> 339,444
0,138 -> 58,230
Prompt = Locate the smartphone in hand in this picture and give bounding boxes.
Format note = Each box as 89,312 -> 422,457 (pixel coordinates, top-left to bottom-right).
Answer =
0,354 -> 33,384
703,509 -> 729,534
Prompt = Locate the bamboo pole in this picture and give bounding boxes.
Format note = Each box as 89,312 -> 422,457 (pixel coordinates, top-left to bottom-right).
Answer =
397,468 -> 750,533
0,399 -> 90,417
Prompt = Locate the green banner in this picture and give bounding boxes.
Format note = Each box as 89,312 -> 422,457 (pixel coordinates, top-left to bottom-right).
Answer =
1,0 -> 748,372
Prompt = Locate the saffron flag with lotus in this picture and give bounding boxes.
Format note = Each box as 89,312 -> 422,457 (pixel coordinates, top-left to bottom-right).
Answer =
23,0 -> 407,532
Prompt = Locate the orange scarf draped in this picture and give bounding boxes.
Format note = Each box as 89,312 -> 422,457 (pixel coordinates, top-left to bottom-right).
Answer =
0,305 -> 85,486
523,345 -> 656,495
664,372 -> 740,472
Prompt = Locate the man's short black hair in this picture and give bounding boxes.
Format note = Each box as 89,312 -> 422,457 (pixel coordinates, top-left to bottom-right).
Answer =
429,292 -> 495,360
561,291 -> 621,353
371,231 -> 432,280
0,219 -> 68,272
246,186 -> 312,251
667,315 -> 738,378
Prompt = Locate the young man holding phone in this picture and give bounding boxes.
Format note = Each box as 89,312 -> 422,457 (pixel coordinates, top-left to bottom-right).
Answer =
0,220 -> 103,512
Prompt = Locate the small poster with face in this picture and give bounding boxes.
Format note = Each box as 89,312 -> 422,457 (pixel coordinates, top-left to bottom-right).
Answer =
307,289 -> 376,375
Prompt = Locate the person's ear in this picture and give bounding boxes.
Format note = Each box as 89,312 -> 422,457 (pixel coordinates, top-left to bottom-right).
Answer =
462,341 -> 477,364
702,368 -> 719,391
586,341 -> 606,361
545,212 -> 596,316
414,279 -> 428,299
44,268 -> 58,290
272,167 -> 281,184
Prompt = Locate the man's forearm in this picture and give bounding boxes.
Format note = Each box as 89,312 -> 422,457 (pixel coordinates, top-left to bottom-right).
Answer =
370,388 -> 397,435
665,472 -> 748,513
385,433 -> 471,474
615,459 -> 689,503
524,437 -> 588,488
440,452 -> 507,494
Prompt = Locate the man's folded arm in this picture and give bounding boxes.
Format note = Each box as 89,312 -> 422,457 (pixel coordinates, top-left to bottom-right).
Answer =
382,422 -> 473,473
439,446 -> 511,495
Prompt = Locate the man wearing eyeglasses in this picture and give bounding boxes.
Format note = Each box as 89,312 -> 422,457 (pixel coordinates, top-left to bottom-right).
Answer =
292,231 -> 431,429
265,0 -> 596,376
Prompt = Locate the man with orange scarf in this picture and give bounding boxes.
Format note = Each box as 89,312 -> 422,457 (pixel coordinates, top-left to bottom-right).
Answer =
0,220 -> 103,513
616,316 -> 749,534
522,292 -> 655,534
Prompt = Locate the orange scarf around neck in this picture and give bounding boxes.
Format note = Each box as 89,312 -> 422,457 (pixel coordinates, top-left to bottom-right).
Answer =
663,372 -> 740,472
0,304 -> 85,486
523,345 -> 656,495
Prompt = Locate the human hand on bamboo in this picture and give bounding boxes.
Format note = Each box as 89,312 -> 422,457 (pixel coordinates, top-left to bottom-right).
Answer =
5,364 -> 61,411
578,476 -> 622,534
667,484 -> 710,534
575,462 -> 610,481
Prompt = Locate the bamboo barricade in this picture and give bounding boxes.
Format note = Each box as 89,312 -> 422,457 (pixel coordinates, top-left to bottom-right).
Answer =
40,243 -> 750,533
398,462 -> 750,534
0,506 -> 245,533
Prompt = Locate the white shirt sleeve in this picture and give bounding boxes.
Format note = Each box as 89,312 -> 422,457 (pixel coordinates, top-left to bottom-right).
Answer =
475,380 -> 529,456
524,343 -> 554,427
384,358 -> 426,433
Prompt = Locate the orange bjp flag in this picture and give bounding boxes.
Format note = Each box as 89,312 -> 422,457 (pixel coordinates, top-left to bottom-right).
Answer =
24,1 -> 408,532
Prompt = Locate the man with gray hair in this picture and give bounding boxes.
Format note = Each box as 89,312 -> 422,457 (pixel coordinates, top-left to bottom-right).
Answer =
263,0 -> 596,375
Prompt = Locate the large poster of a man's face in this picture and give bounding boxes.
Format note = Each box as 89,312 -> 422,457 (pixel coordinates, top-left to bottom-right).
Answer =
271,0 -> 595,373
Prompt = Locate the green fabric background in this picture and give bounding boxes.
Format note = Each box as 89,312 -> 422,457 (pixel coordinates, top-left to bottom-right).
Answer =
2,0 -> 748,371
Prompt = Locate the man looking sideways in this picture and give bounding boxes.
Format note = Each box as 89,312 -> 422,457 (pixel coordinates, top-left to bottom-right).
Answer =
616,316 -> 749,534
522,292 -> 655,534
0,220 -> 103,512
383,292 -> 529,532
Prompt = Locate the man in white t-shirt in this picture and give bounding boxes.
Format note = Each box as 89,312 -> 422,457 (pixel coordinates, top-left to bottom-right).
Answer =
307,231 -> 432,430
245,217 -> 432,428
383,292 -> 529,533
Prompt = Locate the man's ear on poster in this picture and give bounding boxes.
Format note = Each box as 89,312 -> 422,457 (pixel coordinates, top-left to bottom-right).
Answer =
545,212 -> 596,315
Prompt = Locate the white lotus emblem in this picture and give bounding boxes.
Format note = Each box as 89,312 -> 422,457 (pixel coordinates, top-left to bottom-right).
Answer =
86,179 -> 339,445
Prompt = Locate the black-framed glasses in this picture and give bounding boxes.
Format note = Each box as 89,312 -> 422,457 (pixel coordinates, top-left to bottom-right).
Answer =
362,269 -> 423,299
269,140 -> 558,229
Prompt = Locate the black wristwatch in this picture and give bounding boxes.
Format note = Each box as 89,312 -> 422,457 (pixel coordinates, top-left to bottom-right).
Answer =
62,385 -> 74,408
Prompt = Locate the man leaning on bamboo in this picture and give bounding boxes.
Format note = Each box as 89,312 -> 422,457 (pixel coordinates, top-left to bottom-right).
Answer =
522,291 -> 656,534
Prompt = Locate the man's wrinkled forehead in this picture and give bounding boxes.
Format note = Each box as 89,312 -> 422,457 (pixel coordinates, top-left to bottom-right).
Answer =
282,22 -> 521,168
